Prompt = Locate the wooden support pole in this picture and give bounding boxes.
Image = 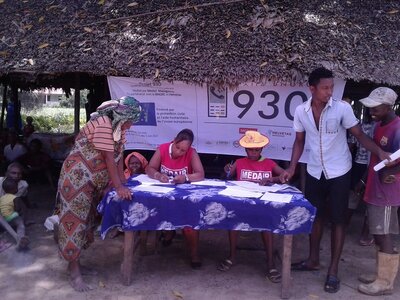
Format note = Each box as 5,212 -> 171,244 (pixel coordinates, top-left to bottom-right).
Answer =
281,235 -> 293,299
74,74 -> 81,134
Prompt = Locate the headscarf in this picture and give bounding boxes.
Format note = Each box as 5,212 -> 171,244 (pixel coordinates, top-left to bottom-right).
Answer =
124,151 -> 148,178
90,96 -> 142,142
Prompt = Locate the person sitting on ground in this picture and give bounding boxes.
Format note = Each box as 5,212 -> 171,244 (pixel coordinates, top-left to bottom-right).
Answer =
22,116 -> 35,139
0,162 -> 31,208
3,130 -> 27,166
0,178 -> 30,250
217,130 -> 288,283
146,128 -> 205,269
124,151 -> 148,179
18,138 -> 55,188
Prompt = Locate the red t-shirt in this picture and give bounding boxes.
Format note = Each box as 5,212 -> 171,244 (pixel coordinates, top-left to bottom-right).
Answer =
158,142 -> 193,176
235,157 -> 277,182
364,117 -> 400,206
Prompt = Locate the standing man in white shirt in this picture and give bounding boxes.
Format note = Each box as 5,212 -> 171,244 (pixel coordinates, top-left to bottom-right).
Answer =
282,67 -> 390,293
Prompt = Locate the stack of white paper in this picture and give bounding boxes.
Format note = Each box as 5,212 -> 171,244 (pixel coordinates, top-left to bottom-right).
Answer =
132,185 -> 175,194
260,192 -> 293,203
219,186 -> 263,198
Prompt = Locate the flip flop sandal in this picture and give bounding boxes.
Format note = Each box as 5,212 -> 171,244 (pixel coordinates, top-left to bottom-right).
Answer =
324,275 -> 340,293
359,238 -> 374,246
291,260 -> 320,271
266,268 -> 282,283
217,259 -> 234,272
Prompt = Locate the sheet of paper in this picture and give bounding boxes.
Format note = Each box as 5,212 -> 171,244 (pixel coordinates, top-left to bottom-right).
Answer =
132,185 -> 175,194
131,174 -> 172,185
260,192 -> 293,203
228,181 -> 300,193
191,180 -> 227,187
218,186 -> 263,198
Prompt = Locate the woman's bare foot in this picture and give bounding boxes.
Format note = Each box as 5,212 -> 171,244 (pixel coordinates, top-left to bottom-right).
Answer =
68,261 -> 94,292
69,275 -> 93,292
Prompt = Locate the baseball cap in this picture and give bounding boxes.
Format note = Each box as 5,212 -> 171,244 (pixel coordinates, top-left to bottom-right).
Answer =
359,87 -> 397,108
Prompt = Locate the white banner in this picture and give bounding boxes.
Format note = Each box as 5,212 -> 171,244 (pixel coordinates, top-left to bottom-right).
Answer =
107,76 -> 346,161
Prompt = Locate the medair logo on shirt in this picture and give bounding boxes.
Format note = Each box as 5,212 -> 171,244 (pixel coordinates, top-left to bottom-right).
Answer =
240,170 -> 272,181
160,165 -> 188,177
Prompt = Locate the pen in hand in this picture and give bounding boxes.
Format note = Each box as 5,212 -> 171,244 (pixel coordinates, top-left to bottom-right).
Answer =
226,160 -> 234,179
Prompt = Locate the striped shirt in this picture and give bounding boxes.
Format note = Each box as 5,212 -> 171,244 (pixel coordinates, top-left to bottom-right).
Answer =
82,116 -> 125,152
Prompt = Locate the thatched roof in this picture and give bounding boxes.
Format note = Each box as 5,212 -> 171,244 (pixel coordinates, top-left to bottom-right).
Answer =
0,0 -> 399,90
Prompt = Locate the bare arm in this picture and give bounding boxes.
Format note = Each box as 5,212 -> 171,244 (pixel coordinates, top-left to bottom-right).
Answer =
349,124 -> 390,161
145,149 -> 169,183
103,151 -> 131,200
282,131 -> 305,182
187,149 -> 205,182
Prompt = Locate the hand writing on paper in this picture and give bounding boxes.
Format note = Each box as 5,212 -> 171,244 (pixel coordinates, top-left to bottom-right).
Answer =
158,173 -> 170,183
116,185 -> 132,200
171,174 -> 186,184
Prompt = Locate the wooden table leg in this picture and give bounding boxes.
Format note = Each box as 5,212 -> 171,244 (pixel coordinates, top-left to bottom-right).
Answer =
281,234 -> 293,299
121,231 -> 134,286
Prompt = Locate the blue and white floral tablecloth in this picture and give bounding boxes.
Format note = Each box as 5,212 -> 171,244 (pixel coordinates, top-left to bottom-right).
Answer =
98,177 -> 316,239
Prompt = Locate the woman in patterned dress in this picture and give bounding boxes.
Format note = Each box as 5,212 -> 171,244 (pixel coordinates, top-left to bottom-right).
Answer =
57,96 -> 141,292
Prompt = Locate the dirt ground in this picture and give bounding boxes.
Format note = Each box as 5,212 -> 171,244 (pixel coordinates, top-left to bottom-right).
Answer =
1,183 -> 400,300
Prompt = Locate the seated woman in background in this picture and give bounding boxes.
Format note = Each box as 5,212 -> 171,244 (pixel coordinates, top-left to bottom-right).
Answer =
124,151 -> 148,179
217,130 -> 288,283
18,138 -> 55,188
146,128 -> 205,269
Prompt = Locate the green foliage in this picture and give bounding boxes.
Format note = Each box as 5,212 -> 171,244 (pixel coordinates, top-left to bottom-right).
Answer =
21,108 -> 86,133
59,90 -> 88,108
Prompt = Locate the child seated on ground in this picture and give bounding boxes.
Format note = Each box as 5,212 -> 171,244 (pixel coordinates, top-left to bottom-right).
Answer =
0,162 -> 33,209
0,178 -> 30,250
217,130 -> 288,283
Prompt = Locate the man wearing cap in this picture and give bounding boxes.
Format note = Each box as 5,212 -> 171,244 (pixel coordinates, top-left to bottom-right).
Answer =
282,67 -> 390,293
357,87 -> 400,296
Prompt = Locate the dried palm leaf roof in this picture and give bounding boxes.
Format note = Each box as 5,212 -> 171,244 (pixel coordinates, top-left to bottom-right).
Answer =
0,0 -> 399,90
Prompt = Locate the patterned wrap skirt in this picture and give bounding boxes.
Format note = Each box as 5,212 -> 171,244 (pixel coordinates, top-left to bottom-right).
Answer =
57,133 -> 119,262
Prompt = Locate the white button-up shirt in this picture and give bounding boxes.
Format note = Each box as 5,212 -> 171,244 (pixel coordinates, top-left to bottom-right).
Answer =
293,97 -> 359,179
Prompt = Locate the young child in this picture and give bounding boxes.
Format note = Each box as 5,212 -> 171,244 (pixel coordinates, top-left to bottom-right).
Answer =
0,162 -> 31,209
0,177 -> 30,250
123,151 -> 148,179
217,130 -> 288,283
358,87 -> 400,295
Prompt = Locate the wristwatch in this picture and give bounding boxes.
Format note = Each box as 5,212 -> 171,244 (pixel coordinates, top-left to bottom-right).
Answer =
184,174 -> 190,183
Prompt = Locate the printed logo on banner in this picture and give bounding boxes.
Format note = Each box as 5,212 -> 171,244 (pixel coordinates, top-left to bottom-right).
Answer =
208,85 -> 227,118
135,102 -> 157,126
239,127 -> 258,134
268,129 -> 292,138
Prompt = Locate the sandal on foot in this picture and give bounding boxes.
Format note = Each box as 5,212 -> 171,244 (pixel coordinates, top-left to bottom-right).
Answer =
291,260 -> 320,271
217,259 -> 234,272
266,268 -> 281,283
359,238 -> 374,246
324,275 -> 340,293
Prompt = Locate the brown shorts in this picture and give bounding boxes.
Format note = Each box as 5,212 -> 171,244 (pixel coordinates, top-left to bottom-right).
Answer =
367,204 -> 399,235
